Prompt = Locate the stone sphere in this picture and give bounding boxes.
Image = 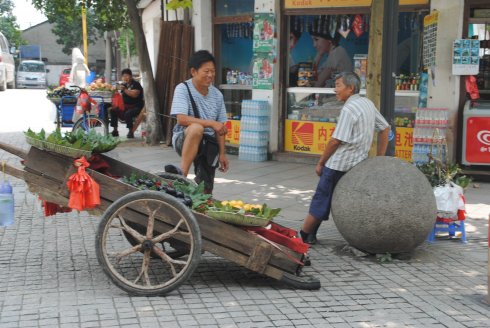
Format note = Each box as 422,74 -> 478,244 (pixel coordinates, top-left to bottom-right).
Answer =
331,156 -> 437,254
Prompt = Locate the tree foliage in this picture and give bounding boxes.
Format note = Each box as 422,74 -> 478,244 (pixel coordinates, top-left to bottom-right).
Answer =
0,0 -> 24,47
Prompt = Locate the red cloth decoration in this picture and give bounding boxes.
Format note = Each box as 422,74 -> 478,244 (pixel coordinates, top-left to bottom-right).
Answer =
465,75 -> 480,100
38,196 -> 72,217
88,154 -> 119,178
352,15 -> 364,38
67,157 -> 100,211
111,92 -> 125,112
246,223 -> 309,254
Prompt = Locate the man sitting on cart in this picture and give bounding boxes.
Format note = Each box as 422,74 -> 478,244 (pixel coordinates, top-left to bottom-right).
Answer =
169,50 -> 229,194
110,68 -> 144,138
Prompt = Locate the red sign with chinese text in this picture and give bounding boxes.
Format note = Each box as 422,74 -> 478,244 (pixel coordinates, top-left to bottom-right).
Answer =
465,117 -> 490,164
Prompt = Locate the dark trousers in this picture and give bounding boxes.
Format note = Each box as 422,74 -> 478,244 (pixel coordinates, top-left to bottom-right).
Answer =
110,104 -> 143,131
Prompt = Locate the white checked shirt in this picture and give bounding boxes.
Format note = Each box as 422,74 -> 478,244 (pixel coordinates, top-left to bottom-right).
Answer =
326,94 -> 389,172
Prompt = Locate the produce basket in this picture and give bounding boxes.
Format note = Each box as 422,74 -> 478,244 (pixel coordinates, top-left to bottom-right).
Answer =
206,210 -> 271,227
25,136 -> 92,158
88,90 -> 114,98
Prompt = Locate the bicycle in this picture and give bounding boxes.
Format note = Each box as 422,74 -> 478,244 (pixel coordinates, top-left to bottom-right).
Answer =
58,86 -> 108,135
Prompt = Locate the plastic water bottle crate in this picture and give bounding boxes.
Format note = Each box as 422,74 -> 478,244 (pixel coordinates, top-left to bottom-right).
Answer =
239,131 -> 269,147
240,116 -> 269,132
242,100 -> 270,117
239,145 -> 268,162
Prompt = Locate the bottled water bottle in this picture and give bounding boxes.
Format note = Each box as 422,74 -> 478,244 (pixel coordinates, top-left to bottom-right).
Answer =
0,181 -> 14,227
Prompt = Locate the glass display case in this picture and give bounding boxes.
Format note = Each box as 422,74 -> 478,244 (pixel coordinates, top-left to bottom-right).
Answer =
219,84 -> 252,120
285,87 -> 419,160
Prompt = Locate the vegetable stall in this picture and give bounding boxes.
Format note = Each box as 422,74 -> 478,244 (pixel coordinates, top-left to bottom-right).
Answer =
0,130 -> 320,296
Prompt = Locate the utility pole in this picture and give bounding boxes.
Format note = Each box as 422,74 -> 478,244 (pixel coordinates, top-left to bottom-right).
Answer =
81,0 -> 89,65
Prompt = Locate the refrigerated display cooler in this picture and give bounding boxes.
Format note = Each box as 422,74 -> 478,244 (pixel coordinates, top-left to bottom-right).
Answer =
462,100 -> 490,166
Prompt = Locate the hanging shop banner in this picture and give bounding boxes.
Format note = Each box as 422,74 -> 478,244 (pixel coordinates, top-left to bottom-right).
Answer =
395,127 -> 414,162
252,53 -> 274,90
225,120 -> 241,145
253,13 -> 275,53
284,0 -> 428,9
422,10 -> 438,69
285,120 -> 414,161
452,39 -> 480,75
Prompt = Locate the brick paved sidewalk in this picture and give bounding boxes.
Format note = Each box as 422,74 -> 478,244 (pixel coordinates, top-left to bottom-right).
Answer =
0,132 -> 489,328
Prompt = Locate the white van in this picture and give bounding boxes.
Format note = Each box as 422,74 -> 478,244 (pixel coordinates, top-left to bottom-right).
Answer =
0,31 -> 15,91
16,60 -> 48,88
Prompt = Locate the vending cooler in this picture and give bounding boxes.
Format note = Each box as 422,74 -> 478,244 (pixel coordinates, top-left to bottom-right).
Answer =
462,100 -> 490,166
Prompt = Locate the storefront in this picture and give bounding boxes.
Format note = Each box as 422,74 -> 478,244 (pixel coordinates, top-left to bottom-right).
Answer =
460,0 -> 490,168
281,0 -> 429,162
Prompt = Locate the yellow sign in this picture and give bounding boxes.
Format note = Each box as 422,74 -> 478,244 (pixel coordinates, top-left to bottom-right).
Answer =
285,0 -> 428,9
225,120 -> 241,145
423,10 -> 438,27
285,120 -> 414,161
394,127 -> 414,162
284,120 -> 336,154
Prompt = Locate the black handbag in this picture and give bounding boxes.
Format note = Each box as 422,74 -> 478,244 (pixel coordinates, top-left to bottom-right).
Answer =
183,82 -> 220,168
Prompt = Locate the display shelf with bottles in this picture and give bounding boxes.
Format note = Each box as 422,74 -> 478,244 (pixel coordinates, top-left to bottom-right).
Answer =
287,88 -> 419,123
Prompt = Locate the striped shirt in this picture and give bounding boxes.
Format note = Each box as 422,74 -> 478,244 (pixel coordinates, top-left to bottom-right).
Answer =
326,94 -> 389,172
171,79 -> 227,146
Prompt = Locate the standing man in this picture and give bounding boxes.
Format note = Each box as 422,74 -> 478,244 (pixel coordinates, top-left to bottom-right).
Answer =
170,50 -> 229,194
110,68 -> 144,138
299,72 -> 390,244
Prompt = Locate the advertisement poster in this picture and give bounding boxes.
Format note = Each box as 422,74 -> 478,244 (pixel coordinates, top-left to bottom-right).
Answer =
464,117 -> 490,164
252,53 -> 274,90
225,120 -> 241,145
285,120 -> 413,161
452,39 -> 480,75
423,10 -> 438,68
253,13 -> 275,53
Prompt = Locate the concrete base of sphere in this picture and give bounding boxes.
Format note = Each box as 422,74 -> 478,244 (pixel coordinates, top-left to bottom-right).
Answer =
331,156 -> 437,254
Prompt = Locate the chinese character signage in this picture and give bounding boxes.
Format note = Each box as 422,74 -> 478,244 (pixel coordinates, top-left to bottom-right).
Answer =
225,120 -> 241,145
285,120 -> 413,161
253,13 -> 275,53
452,39 -> 480,75
423,10 -> 438,69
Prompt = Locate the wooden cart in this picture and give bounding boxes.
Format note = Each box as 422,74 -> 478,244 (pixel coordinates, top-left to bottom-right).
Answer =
0,142 -> 320,296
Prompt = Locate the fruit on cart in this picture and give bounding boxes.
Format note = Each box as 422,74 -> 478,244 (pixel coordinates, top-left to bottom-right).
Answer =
47,86 -> 78,98
210,200 -> 280,220
121,173 -> 212,211
88,78 -> 114,92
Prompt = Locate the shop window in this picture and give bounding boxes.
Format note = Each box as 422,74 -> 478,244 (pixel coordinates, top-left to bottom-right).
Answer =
215,0 -> 254,17
287,13 -> 425,89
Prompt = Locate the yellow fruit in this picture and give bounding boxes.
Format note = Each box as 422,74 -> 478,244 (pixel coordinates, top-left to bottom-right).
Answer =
243,204 -> 251,211
236,200 -> 244,206
221,201 -> 229,206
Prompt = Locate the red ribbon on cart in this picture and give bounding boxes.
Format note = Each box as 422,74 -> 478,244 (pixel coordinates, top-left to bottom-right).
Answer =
67,157 -> 100,211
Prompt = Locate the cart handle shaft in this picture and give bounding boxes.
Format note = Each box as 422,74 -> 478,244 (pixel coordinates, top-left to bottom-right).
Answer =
0,141 -> 28,159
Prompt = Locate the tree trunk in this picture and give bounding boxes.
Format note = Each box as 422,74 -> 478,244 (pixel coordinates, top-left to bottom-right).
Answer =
124,0 -> 162,145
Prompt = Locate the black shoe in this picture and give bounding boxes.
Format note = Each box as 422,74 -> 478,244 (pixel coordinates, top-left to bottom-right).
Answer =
111,130 -> 119,137
127,131 -> 134,139
299,230 -> 317,245
164,164 -> 183,175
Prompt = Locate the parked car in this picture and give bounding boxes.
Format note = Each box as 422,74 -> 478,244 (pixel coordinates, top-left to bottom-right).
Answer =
59,67 -> 71,86
0,31 -> 16,91
16,60 -> 48,89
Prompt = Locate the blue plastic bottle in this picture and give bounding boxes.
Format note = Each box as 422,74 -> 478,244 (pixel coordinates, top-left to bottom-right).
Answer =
0,181 -> 14,227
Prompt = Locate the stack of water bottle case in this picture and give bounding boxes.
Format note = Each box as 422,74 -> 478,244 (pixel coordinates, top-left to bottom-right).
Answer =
238,100 -> 270,162
411,107 -> 449,165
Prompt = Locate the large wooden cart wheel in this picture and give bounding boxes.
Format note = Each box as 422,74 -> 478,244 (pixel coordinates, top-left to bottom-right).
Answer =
95,190 -> 201,296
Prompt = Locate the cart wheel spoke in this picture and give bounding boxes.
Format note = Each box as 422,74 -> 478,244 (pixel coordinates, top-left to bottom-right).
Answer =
151,219 -> 186,244
151,246 -> 187,277
112,215 -> 145,243
133,250 -> 151,285
108,244 -> 142,261
145,203 -> 162,239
